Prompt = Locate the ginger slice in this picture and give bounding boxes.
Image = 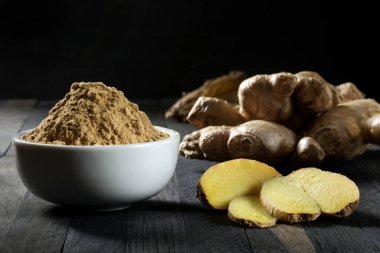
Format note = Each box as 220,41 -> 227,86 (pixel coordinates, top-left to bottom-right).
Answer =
261,168 -> 360,223
197,159 -> 281,210
228,195 -> 276,228
288,168 -> 360,217
260,177 -> 321,223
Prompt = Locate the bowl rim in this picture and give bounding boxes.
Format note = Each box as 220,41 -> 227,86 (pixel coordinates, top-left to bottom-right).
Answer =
13,126 -> 180,150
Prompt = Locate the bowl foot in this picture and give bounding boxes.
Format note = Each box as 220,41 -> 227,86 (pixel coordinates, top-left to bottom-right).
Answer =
93,204 -> 132,212
58,204 -> 133,212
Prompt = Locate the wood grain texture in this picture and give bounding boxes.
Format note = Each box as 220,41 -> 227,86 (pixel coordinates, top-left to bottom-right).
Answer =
1,192 -> 70,253
0,100 -> 70,253
244,224 -> 316,253
0,157 -> 28,246
0,99 -> 35,156
342,150 -> 380,250
63,210 -> 126,253
125,174 -> 190,253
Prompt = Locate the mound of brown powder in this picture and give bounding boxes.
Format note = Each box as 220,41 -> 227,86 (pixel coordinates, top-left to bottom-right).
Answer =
23,82 -> 169,145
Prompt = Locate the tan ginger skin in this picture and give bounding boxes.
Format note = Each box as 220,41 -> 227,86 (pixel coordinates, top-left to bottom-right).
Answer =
165,71 -> 247,122
180,99 -> 380,167
180,120 -> 297,164
305,99 -> 380,163
176,70 -> 374,167
187,71 -> 364,131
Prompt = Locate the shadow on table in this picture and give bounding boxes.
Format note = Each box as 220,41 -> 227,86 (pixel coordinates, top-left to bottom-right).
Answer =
41,205 -> 128,241
313,149 -> 380,185
42,198 -> 234,231
295,210 -> 380,228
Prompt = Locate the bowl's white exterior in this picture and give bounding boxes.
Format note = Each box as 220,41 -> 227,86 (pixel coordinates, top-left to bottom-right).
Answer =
12,126 -> 180,210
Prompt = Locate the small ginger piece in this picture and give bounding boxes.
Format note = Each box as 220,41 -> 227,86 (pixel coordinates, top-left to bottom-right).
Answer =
238,72 -> 297,122
294,71 -> 341,114
165,71 -> 247,121
305,99 -> 380,163
292,137 -> 325,167
228,195 -> 276,228
197,159 -> 281,210
180,120 -> 297,164
260,168 -> 360,223
287,168 -> 359,217
260,176 -> 321,223
336,82 -> 365,102
187,97 -> 245,129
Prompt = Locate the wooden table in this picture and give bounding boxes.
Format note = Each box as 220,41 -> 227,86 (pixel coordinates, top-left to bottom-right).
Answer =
0,99 -> 379,253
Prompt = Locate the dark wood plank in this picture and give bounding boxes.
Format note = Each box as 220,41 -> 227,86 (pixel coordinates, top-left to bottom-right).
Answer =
1,192 -> 70,253
0,99 -> 36,156
125,174 -> 190,253
303,218 -> 378,253
341,151 -> 380,250
1,100 -> 71,253
245,224 -> 316,253
0,157 -> 28,246
63,210 -> 126,253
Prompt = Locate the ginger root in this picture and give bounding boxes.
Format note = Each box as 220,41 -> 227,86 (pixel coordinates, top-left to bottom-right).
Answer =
292,137 -> 325,167
238,72 -> 297,122
228,195 -> 276,228
187,71 -> 365,131
197,159 -> 280,210
186,97 -> 245,129
239,71 -> 365,124
261,168 -> 359,223
181,98 -> 380,167
165,71 -> 247,121
176,70 -> 375,167
180,120 -> 297,164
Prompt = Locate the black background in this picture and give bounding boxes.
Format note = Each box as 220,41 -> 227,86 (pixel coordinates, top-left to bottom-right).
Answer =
0,1 -> 378,100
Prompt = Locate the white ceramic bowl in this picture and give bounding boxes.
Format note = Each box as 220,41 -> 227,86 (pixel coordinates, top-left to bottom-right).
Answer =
12,126 -> 180,211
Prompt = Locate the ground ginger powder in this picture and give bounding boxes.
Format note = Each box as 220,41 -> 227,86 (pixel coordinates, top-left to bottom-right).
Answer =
23,82 -> 169,145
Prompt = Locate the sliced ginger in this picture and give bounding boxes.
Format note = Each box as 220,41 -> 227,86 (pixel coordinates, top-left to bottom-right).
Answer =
261,167 -> 360,223
228,195 -> 276,228
260,177 -> 321,223
197,158 -> 359,226
287,168 -> 360,217
197,159 -> 281,210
